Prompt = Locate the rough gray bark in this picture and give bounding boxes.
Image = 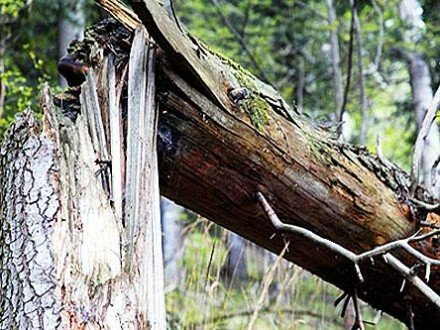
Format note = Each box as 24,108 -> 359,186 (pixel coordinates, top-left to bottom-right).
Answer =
3,0 -> 440,327
0,109 -> 60,329
0,29 -> 165,328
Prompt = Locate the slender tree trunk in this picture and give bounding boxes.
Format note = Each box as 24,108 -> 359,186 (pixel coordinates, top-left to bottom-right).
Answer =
399,0 -> 440,197
326,0 -> 343,122
295,56 -> 305,113
407,54 -> 440,194
58,0 -> 85,87
224,232 -> 248,285
350,0 -> 368,146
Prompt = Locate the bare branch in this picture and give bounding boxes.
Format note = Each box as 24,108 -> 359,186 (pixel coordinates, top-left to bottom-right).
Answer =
256,191 -> 440,307
383,254 -> 440,309
408,197 -> 440,212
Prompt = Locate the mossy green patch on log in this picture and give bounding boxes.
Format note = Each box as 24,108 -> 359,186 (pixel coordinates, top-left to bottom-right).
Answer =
240,95 -> 271,131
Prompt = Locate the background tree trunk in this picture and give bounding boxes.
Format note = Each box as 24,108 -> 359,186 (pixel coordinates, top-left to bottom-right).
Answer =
161,198 -> 184,291
399,0 -> 440,197
326,0 -> 343,122
58,0 -> 85,87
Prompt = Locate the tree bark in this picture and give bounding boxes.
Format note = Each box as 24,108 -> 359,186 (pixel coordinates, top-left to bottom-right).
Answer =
0,28 -> 165,328
125,1 -> 440,326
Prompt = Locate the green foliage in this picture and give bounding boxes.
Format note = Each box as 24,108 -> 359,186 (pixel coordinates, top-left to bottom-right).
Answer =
176,0 -> 434,170
0,0 -> 97,139
0,0 -> 27,17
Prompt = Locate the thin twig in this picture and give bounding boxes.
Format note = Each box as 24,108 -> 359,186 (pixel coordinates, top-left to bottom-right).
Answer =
383,254 -> 440,309
411,83 -> 440,195
408,197 -> 440,211
256,191 -> 440,266
201,241 -> 216,327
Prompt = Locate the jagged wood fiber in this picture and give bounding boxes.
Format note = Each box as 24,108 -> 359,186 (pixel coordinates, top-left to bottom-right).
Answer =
0,32 -> 164,328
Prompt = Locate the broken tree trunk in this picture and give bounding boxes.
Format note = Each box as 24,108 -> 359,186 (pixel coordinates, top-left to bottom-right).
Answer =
0,32 -> 165,328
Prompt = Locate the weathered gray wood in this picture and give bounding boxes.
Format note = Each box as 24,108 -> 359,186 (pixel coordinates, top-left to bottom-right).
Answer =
81,70 -> 109,161
107,55 -> 124,220
143,44 -> 166,329
125,27 -> 147,268
81,69 -> 111,193
0,41 -> 165,327
124,28 -> 166,328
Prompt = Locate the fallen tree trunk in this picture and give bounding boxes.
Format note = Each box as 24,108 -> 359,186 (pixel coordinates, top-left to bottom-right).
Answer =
1,0 -> 440,327
103,1 -> 440,326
